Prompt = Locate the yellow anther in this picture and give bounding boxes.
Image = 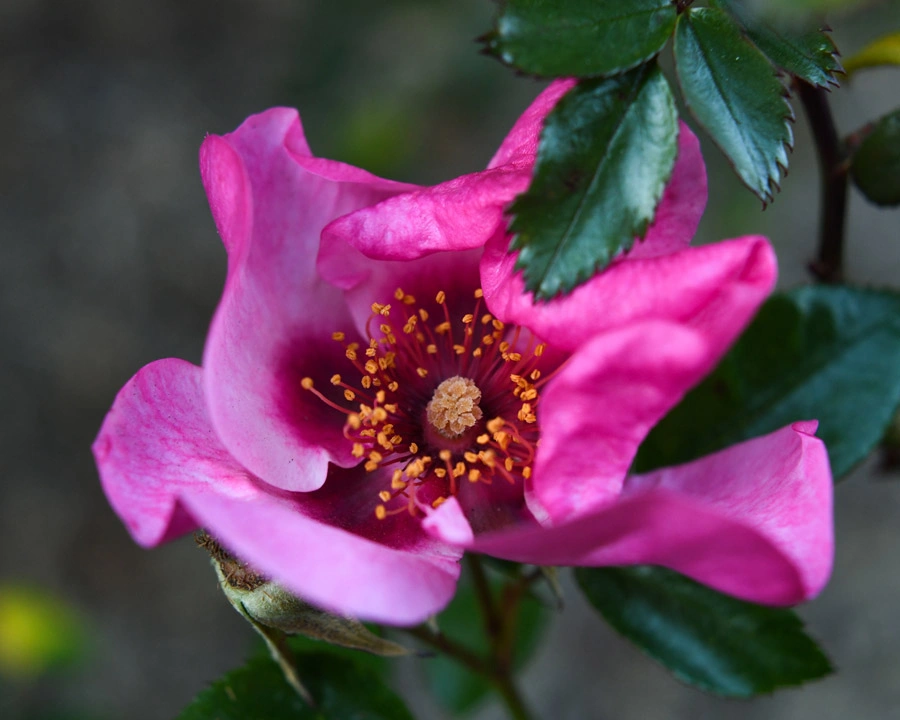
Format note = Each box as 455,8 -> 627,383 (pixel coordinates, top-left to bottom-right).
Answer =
391,471 -> 407,490
403,294 -> 416,305
462,314 -> 474,324
439,449 -> 452,461
419,308 -> 429,321
332,331 -> 346,342
391,434 -> 402,445
384,403 -> 398,413
426,344 -> 438,354
473,348 -> 483,357
372,407 -> 388,422
508,352 -> 522,362
379,490 -> 392,502
435,291 -> 446,304
486,417 -> 505,433
434,468 -> 447,478
432,496 -> 447,508
409,442 -> 419,454
388,381 -> 399,392
345,346 -> 358,361
530,369 -> 541,381
403,320 -> 417,334
468,468 -> 481,482
344,389 -> 356,401
394,288 -> 405,300
301,377 -> 314,390
435,322 -> 451,334
477,433 -> 490,444
505,457 -> 514,471
417,367 -> 429,378
510,374 -> 522,383
352,443 -> 365,458
361,376 -> 372,389
495,431 -> 511,451
521,388 -> 537,401
368,451 -> 383,463
479,450 -> 496,467
493,319 -> 505,331
376,390 -> 386,404
330,374 -> 341,385
481,313 -> 493,325
482,335 -> 495,345
379,323 -> 392,335
347,414 -> 361,430
452,462 -> 466,478
464,451 -> 479,464
535,344 -> 546,357
451,344 -> 463,355
365,347 -> 377,357
523,466 -> 532,479
364,460 -> 379,472
365,360 -> 378,374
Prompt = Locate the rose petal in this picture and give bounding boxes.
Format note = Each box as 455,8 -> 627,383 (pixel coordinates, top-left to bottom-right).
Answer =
530,321 -> 712,524
94,358 -> 461,624
201,109 -> 410,491
483,234 -> 776,354
427,423 -> 832,605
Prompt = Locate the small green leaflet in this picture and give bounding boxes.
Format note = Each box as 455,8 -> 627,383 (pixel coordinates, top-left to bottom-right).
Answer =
176,652 -> 414,720
576,566 -> 832,697
635,286 -> 900,479
509,63 -> 677,299
674,7 -> 793,204
843,31 -> 900,76
851,109 -> 900,206
714,0 -> 842,87
482,0 -> 676,78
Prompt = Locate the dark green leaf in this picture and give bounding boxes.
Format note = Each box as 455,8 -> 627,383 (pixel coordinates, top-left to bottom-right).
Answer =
674,7 -> 793,203
851,109 -> 900,206
636,286 -> 900,479
510,64 -> 677,299
714,0 -> 842,87
423,573 -> 547,714
177,652 -> 413,720
482,0 -> 676,78
576,566 -> 832,697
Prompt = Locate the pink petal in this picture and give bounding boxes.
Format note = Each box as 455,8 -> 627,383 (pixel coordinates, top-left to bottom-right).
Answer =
428,423 -> 832,605
200,109 -> 410,492
531,321 -> 712,525
319,81 -> 577,263
486,79 -> 577,169
93,358 -> 461,625
483,234 -> 776,353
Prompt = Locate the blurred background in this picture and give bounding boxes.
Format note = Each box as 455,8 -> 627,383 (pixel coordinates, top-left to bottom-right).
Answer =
2,1 -> 899,718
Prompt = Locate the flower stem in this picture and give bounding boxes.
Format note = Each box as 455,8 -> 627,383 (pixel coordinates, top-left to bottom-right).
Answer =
796,80 -> 848,283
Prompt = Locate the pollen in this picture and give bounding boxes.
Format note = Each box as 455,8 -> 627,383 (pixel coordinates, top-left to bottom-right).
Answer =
426,376 -> 483,439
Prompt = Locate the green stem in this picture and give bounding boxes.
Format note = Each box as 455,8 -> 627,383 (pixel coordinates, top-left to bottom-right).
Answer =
468,554 -> 502,648
796,80 -> 848,283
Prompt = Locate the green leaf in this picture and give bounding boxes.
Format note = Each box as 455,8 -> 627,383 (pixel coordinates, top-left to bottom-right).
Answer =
509,64 -> 677,299
482,0 -> 676,78
713,0 -> 842,87
576,566 -> 832,697
177,652 -> 414,720
851,109 -> 900,206
842,31 -> 900,75
674,7 -> 793,203
422,572 -> 547,714
636,286 -> 900,479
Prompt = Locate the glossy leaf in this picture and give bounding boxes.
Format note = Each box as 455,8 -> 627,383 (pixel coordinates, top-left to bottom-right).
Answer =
713,0 -> 841,87
576,566 -> 832,697
635,286 -> 900,479
674,7 -> 793,203
482,0 -> 676,78
177,652 -> 414,720
423,570 -> 547,714
843,31 -> 900,75
851,109 -> 900,206
509,64 -> 677,299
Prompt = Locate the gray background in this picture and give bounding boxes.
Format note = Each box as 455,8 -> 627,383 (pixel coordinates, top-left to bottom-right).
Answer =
2,1 -> 899,718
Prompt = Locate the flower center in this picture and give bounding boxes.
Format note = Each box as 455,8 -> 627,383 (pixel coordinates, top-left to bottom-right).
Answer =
301,287 -> 551,520
426,376 -> 483,439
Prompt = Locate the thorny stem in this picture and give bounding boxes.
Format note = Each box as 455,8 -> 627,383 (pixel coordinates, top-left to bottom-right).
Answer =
796,80 -> 848,283
403,558 -> 540,720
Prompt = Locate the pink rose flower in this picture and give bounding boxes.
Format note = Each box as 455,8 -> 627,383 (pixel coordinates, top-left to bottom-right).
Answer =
93,81 -> 833,625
